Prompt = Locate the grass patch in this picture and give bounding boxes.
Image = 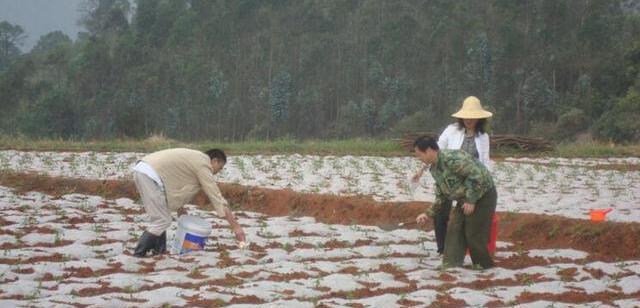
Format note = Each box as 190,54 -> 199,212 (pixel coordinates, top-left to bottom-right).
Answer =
546,224 -> 560,239
552,141 -> 640,158
569,223 -> 608,241
199,138 -> 404,156
0,134 -> 639,157
0,134 -> 406,156
0,134 -> 183,153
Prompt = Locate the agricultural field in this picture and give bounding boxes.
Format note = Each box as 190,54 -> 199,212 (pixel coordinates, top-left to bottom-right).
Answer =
0,150 -> 639,307
0,150 -> 638,221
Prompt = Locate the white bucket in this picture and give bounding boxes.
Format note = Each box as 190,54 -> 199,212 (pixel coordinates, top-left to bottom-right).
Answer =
172,215 -> 212,255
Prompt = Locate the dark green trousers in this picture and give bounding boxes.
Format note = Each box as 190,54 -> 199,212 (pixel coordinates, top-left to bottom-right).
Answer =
433,199 -> 453,254
443,187 -> 497,269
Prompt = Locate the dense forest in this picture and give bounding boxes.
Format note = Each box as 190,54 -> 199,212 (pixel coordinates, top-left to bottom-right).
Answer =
1,0 -> 640,142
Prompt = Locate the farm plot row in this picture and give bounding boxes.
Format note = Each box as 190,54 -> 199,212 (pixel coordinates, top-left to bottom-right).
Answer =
1,186 -> 639,307
0,150 -> 638,222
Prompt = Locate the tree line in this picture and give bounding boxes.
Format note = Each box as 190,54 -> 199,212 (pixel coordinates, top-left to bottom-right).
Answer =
1,0 -> 640,142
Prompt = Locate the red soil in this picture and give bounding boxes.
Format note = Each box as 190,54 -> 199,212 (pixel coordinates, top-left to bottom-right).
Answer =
181,295 -> 226,307
209,274 -> 244,286
28,240 -> 74,248
267,271 -> 314,281
288,229 -> 322,237
12,267 -> 35,274
0,217 -> 14,227
49,300 -> 90,308
63,266 -> 125,279
228,295 -> 264,304
85,239 -> 120,246
19,226 -> 57,234
517,290 -> 640,305
0,253 -> 68,265
71,217 -> 97,225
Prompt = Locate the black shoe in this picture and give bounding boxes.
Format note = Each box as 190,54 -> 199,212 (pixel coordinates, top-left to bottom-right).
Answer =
153,231 -> 167,255
134,231 -> 161,257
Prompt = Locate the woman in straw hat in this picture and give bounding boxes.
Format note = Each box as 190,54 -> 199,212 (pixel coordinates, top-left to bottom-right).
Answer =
412,96 -> 493,255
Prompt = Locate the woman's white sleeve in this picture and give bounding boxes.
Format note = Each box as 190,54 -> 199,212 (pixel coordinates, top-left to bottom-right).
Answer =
438,125 -> 451,150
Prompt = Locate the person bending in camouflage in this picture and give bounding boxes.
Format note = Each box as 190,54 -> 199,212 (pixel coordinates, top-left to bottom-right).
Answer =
413,136 -> 497,269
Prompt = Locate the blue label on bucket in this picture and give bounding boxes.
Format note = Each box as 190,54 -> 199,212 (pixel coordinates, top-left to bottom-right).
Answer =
180,233 -> 206,254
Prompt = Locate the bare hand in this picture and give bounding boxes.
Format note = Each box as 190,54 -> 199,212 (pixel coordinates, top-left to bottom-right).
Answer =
463,202 -> 475,215
411,171 -> 422,183
177,207 -> 187,217
224,207 -> 246,242
233,225 -> 246,242
416,213 -> 429,224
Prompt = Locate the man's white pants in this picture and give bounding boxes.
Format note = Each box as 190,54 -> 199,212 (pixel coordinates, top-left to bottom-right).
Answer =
133,171 -> 172,235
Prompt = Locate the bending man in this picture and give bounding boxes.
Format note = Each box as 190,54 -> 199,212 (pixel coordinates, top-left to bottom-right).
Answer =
132,148 -> 246,257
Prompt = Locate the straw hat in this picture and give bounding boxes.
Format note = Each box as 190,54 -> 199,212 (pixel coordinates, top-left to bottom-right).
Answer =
451,96 -> 493,119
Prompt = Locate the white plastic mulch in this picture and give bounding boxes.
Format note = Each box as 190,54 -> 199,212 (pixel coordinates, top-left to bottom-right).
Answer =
0,150 -> 638,222
0,187 -> 639,307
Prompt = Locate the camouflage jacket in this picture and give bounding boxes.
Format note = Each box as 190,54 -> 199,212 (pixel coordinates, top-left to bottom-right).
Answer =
428,150 -> 494,215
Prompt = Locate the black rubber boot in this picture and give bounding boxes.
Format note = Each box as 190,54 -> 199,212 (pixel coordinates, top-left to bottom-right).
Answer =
153,231 -> 167,255
134,231 -> 161,257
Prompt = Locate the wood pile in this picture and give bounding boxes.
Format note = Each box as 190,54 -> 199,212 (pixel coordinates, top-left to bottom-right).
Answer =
398,133 -> 553,152
490,134 -> 554,151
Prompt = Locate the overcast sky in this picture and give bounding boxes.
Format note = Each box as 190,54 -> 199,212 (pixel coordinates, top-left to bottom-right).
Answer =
0,0 -> 86,51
